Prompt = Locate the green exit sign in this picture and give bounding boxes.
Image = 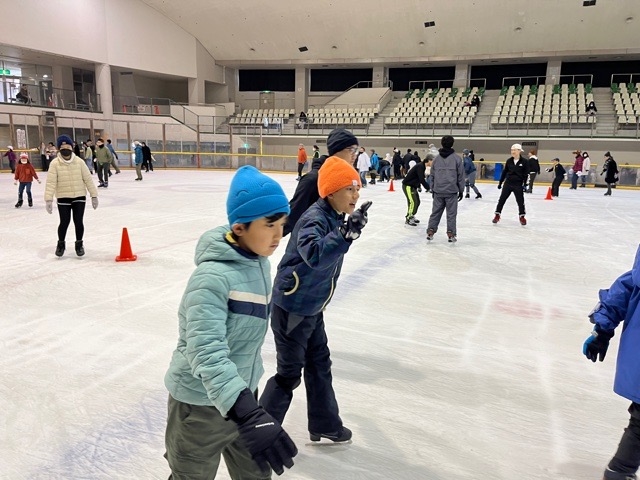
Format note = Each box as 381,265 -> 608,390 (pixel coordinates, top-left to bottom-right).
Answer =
0,69 -> 10,75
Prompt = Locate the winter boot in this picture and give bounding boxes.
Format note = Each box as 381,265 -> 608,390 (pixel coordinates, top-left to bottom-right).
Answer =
310,426 -> 352,443
476,193 -> 483,199
75,240 -> 85,257
28,196 -> 33,207
15,198 -> 23,208
447,231 -> 457,243
492,212 -> 501,224
519,214 -> 527,226
426,228 -> 435,241
55,240 -> 65,257
603,467 -> 637,480
405,217 -> 418,226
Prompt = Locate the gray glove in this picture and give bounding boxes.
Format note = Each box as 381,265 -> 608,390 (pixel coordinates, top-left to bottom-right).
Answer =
46,200 -> 53,214
91,197 -> 99,210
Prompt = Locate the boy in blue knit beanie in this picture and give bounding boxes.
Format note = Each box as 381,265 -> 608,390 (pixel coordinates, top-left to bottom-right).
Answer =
164,165 -> 298,478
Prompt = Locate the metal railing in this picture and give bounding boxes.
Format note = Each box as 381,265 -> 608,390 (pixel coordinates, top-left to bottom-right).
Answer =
1,80 -> 101,112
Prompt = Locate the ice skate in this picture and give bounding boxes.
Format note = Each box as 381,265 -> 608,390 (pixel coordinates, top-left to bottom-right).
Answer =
28,198 -> 33,207
310,426 -> 352,443
55,241 -> 65,257
75,240 -> 85,257
465,193 -> 470,199
492,212 -> 501,224
15,199 -> 23,208
447,231 -> 457,243
405,217 -> 418,226
476,193 -> 482,199
519,215 -> 527,226
410,216 -> 420,224
426,228 -> 435,241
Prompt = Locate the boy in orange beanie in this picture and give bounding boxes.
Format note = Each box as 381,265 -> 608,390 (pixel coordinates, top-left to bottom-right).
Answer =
260,156 -> 372,443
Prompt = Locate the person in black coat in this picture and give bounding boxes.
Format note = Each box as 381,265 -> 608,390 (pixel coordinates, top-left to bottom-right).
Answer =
283,128 -> 359,236
525,150 -> 541,193
141,142 -> 153,172
493,144 -> 529,225
392,149 -> 403,179
402,149 -> 413,177
601,151 -> 619,196
402,155 -> 432,226
545,158 -> 566,197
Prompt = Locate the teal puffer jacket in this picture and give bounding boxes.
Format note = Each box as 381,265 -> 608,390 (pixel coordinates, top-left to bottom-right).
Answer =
164,225 -> 272,416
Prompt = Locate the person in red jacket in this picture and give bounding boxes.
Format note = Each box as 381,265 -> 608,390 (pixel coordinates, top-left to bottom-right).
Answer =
296,144 -> 307,180
14,153 -> 40,208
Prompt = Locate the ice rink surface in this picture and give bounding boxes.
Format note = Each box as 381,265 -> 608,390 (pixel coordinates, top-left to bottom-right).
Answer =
1,167 -> 639,480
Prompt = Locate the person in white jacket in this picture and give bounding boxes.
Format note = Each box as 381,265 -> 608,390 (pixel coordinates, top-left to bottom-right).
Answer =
581,151 -> 592,188
44,135 -> 99,257
356,147 -> 371,188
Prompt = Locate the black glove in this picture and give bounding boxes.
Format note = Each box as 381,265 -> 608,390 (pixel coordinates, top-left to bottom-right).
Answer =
582,325 -> 614,362
228,389 -> 298,475
340,200 -> 372,240
497,183 -> 502,190
458,192 -> 463,201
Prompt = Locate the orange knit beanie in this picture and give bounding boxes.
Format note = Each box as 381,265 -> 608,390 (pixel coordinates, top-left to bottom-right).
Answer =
317,156 -> 361,198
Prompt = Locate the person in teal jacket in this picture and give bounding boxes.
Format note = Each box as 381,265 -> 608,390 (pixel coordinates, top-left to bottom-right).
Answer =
133,141 -> 143,181
164,165 -> 297,479
583,245 -> 640,480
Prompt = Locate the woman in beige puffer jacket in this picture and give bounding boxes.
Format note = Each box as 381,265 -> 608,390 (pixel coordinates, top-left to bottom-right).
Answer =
44,135 -> 99,257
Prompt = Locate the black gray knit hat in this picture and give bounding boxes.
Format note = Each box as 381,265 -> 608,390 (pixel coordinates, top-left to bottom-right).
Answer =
327,128 -> 358,155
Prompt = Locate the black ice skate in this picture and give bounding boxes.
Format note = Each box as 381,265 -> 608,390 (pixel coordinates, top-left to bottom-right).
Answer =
55,240 -> 65,257
465,193 -> 470,199
75,240 -> 85,257
28,198 -> 33,207
15,199 -> 23,208
476,193 -> 482,199
310,426 -> 352,443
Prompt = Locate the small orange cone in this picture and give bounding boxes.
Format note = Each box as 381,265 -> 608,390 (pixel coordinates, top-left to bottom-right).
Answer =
388,179 -> 395,192
115,228 -> 137,262
545,187 -> 553,200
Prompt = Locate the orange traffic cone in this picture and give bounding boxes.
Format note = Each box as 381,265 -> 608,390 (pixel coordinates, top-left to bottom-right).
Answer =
545,187 -> 553,200
115,228 -> 137,262
388,179 -> 395,192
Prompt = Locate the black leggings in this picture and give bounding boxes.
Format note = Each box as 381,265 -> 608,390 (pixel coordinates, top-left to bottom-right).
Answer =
57,197 -> 86,241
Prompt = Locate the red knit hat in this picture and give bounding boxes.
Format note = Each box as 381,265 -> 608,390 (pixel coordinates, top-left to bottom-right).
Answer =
318,156 -> 361,198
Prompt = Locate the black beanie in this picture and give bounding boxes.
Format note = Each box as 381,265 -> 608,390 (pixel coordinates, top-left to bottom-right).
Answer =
441,135 -> 454,149
57,134 -> 74,149
327,128 -> 358,155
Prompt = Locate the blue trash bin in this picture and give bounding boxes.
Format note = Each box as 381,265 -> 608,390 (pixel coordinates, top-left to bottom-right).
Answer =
494,163 -> 503,181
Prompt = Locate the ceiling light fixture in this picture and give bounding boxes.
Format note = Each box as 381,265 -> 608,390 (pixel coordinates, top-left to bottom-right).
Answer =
626,16 -> 634,23
514,26 -> 523,32
418,41 -> 425,46
424,21 -> 436,28
583,0 -> 596,6
331,45 -> 338,50
298,46 -> 308,52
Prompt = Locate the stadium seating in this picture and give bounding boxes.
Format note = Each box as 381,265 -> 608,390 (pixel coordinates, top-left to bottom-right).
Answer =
228,108 -> 295,126
384,86 -> 484,128
491,84 -> 596,127
612,83 -> 640,127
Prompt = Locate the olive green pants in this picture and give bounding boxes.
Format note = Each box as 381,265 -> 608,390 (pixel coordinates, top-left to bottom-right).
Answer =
164,395 -> 271,480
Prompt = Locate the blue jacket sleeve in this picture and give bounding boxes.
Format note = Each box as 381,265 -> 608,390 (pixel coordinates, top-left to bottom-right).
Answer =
592,270 -> 634,333
296,217 -> 351,270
